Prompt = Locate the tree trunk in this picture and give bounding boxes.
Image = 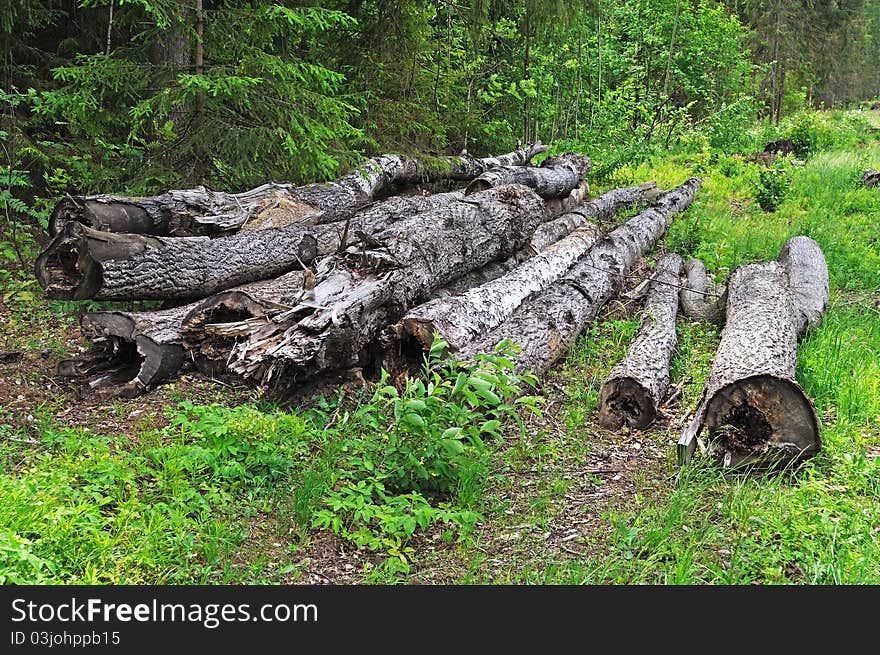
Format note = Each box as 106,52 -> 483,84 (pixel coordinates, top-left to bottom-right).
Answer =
35,191 -> 463,301
203,186 -> 548,386
677,236 -> 828,468
35,220 -> 319,301
597,253 -> 682,430
57,269 -> 311,396
456,178 -> 702,375
465,154 -> 592,198
393,183 -> 658,355
530,182 -> 656,251
679,257 -> 726,323
48,144 -> 548,237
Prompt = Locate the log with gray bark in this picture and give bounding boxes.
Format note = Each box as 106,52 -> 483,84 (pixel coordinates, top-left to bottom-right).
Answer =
465,153 -> 592,198
57,182 -> 599,395
456,177 -> 702,376
679,258 -> 726,323
194,185 -> 549,386
597,253 -> 683,430
677,235 -> 828,468
58,269 -> 310,395
391,183 -> 659,356
530,182 -> 656,251
35,191 -> 463,301
48,143 -> 548,237
58,305 -> 191,398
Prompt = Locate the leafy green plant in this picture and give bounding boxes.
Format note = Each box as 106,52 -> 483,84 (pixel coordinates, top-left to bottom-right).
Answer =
312,337 -> 543,569
755,166 -> 790,212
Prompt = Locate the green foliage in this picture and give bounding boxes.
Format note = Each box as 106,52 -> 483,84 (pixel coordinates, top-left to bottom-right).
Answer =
312,337 -> 543,571
755,166 -> 791,212
783,109 -> 871,158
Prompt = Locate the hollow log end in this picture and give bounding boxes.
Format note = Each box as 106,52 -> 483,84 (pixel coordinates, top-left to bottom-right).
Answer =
400,317 -> 443,352
35,223 -> 103,300
703,374 -> 821,468
597,377 -> 657,430
61,313 -> 183,398
49,196 -> 85,236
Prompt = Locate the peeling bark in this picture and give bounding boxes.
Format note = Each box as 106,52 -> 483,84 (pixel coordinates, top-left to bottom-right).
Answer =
59,270 -> 310,396
207,186 -> 548,386
465,153 -> 592,198
49,144 -> 547,237
597,253 -> 682,430
679,258 -> 726,323
677,236 -> 828,468
35,191 -> 467,301
457,178 -> 702,375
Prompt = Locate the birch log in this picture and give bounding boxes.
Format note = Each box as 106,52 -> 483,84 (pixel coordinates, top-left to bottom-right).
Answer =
457,178 -> 702,375
596,253 -> 683,430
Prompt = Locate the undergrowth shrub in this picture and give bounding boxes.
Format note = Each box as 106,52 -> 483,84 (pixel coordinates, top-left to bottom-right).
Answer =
755,166 -> 790,212
312,337 -> 543,572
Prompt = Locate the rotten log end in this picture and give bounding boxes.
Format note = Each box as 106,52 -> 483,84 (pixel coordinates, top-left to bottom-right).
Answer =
59,313 -> 184,398
597,378 -> 656,430
35,224 -> 103,300
703,374 -> 821,467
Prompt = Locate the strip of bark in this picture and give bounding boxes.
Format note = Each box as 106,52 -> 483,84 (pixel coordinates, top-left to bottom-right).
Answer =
597,253 -> 683,430
49,144 -> 547,237
456,178 -> 702,376
677,236 -> 828,468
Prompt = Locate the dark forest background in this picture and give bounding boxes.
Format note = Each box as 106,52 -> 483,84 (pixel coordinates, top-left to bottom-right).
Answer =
3,1 -> 879,210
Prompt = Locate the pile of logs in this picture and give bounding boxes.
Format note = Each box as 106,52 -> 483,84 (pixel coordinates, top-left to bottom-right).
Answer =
595,234 -> 827,468
40,143 -> 683,398
37,139 -> 829,469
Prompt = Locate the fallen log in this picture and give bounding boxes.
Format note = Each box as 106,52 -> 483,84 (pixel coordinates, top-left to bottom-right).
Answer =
35,191 -> 462,301
204,185 -> 548,385
530,182 -> 656,251
456,177 -> 702,375
679,258 -> 726,323
393,182 -> 663,355
59,305 -> 191,398
677,235 -> 828,468
465,154 -> 592,198
597,253 -> 683,430
58,269 -> 311,395
49,144 -> 547,237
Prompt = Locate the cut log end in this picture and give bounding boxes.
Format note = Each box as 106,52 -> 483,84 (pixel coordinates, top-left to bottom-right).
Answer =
597,378 -> 656,430
703,374 -> 820,467
34,228 -> 102,300
60,314 -> 184,397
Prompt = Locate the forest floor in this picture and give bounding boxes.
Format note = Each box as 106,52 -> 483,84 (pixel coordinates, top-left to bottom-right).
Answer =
2,110 -> 879,584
